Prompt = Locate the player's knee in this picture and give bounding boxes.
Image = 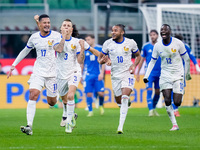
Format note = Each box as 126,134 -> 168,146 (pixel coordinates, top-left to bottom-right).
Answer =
86,93 -> 93,97
164,99 -> 171,106
29,90 -> 40,100
47,97 -> 57,106
67,93 -> 74,100
174,101 -> 181,107
98,92 -> 104,97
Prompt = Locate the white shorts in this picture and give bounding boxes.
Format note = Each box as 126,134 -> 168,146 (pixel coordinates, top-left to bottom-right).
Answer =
28,74 -> 57,97
57,71 -> 81,96
111,73 -> 135,97
160,79 -> 184,94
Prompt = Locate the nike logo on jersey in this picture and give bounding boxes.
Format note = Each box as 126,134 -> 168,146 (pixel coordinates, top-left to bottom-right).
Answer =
35,43 -> 38,45
110,49 -> 114,51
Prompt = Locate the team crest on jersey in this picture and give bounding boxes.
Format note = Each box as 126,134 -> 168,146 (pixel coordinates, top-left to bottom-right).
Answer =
171,48 -> 176,53
124,46 -> 129,52
48,40 -> 54,47
71,44 -> 76,50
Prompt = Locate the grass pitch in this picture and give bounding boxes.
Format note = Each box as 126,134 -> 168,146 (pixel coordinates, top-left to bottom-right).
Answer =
0,107 -> 200,150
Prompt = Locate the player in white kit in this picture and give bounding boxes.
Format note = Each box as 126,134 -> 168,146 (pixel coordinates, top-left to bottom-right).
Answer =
7,14 -> 61,135
143,24 -> 191,131
99,24 -> 141,134
54,19 -> 100,134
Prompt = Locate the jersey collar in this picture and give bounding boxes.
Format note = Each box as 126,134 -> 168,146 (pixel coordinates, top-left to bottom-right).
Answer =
114,37 -> 125,44
162,37 -> 172,46
39,30 -> 51,38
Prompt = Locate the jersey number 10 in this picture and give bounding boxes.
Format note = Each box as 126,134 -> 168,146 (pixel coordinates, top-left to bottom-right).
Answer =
117,56 -> 123,63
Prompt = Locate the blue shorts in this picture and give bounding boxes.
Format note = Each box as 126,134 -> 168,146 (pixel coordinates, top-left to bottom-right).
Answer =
146,76 -> 160,89
84,74 -> 104,93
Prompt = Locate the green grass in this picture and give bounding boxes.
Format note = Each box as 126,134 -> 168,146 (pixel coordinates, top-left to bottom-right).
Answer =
0,107 -> 200,150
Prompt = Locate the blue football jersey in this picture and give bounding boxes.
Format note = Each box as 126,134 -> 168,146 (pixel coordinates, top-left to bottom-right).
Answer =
84,45 -> 102,75
142,42 -> 161,77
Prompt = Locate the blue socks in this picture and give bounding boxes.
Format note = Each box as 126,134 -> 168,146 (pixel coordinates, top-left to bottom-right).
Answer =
99,96 -> 104,106
147,90 -> 153,110
86,97 -> 93,112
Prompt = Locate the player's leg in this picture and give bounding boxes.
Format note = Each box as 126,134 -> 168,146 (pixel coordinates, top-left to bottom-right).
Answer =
162,88 -> 179,131
146,77 -> 154,116
84,75 -> 95,116
95,79 -> 105,115
117,73 -> 135,134
21,74 -> 44,135
171,92 -> 180,117
117,88 -> 132,134
152,77 -> 160,116
173,79 -> 184,119
46,77 -> 58,106
57,78 -> 69,126
65,85 -> 76,133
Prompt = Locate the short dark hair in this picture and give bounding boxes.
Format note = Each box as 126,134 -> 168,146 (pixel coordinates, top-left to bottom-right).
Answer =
63,19 -> 79,37
161,24 -> 171,31
115,24 -> 125,34
85,34 -> 95,39
174,34 -> 183,41
150,29 -> 158,35
39,14 -> 50,22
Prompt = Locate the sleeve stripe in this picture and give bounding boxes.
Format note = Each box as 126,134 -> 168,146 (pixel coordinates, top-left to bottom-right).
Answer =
180,51 -> 187,56
85,46 -> 90,51
53,42 -> 59,47
151,56 -> 157,60
132,49 -> 139,53
26,45 -> 32,49
102,51 -> 108,55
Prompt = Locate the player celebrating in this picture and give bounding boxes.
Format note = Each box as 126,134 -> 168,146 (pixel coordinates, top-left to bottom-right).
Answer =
172,34 -> 200,117
53,19 -> 101,134
7,14 -> 61,135
143,24 -> 191,131
99,24 -> 141,134
82,34 -> 105,117
136,30 -> 160,116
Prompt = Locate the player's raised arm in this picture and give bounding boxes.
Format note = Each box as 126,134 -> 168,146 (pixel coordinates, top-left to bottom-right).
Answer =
77,39 -> 85,64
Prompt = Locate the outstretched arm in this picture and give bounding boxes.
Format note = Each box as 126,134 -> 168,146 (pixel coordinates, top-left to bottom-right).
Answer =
181,52 -> 191,80
143,58 -> 157,83
7,47 -> 32,79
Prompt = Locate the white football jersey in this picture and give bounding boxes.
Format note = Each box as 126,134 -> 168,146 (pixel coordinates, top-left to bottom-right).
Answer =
152,37 -> 186,83
102,37 -> 138,78
27,30 -> 60,77
56,37 -> 90,79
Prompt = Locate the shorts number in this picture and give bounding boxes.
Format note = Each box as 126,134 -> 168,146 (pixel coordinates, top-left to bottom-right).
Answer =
41,49 -> 46,56
53,84 -> 57,92
74,76 -> 77,82
64,53 -> 68,60
117,56 -> 123,63
128,78 -> 134,86
166,58 -> 172,64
